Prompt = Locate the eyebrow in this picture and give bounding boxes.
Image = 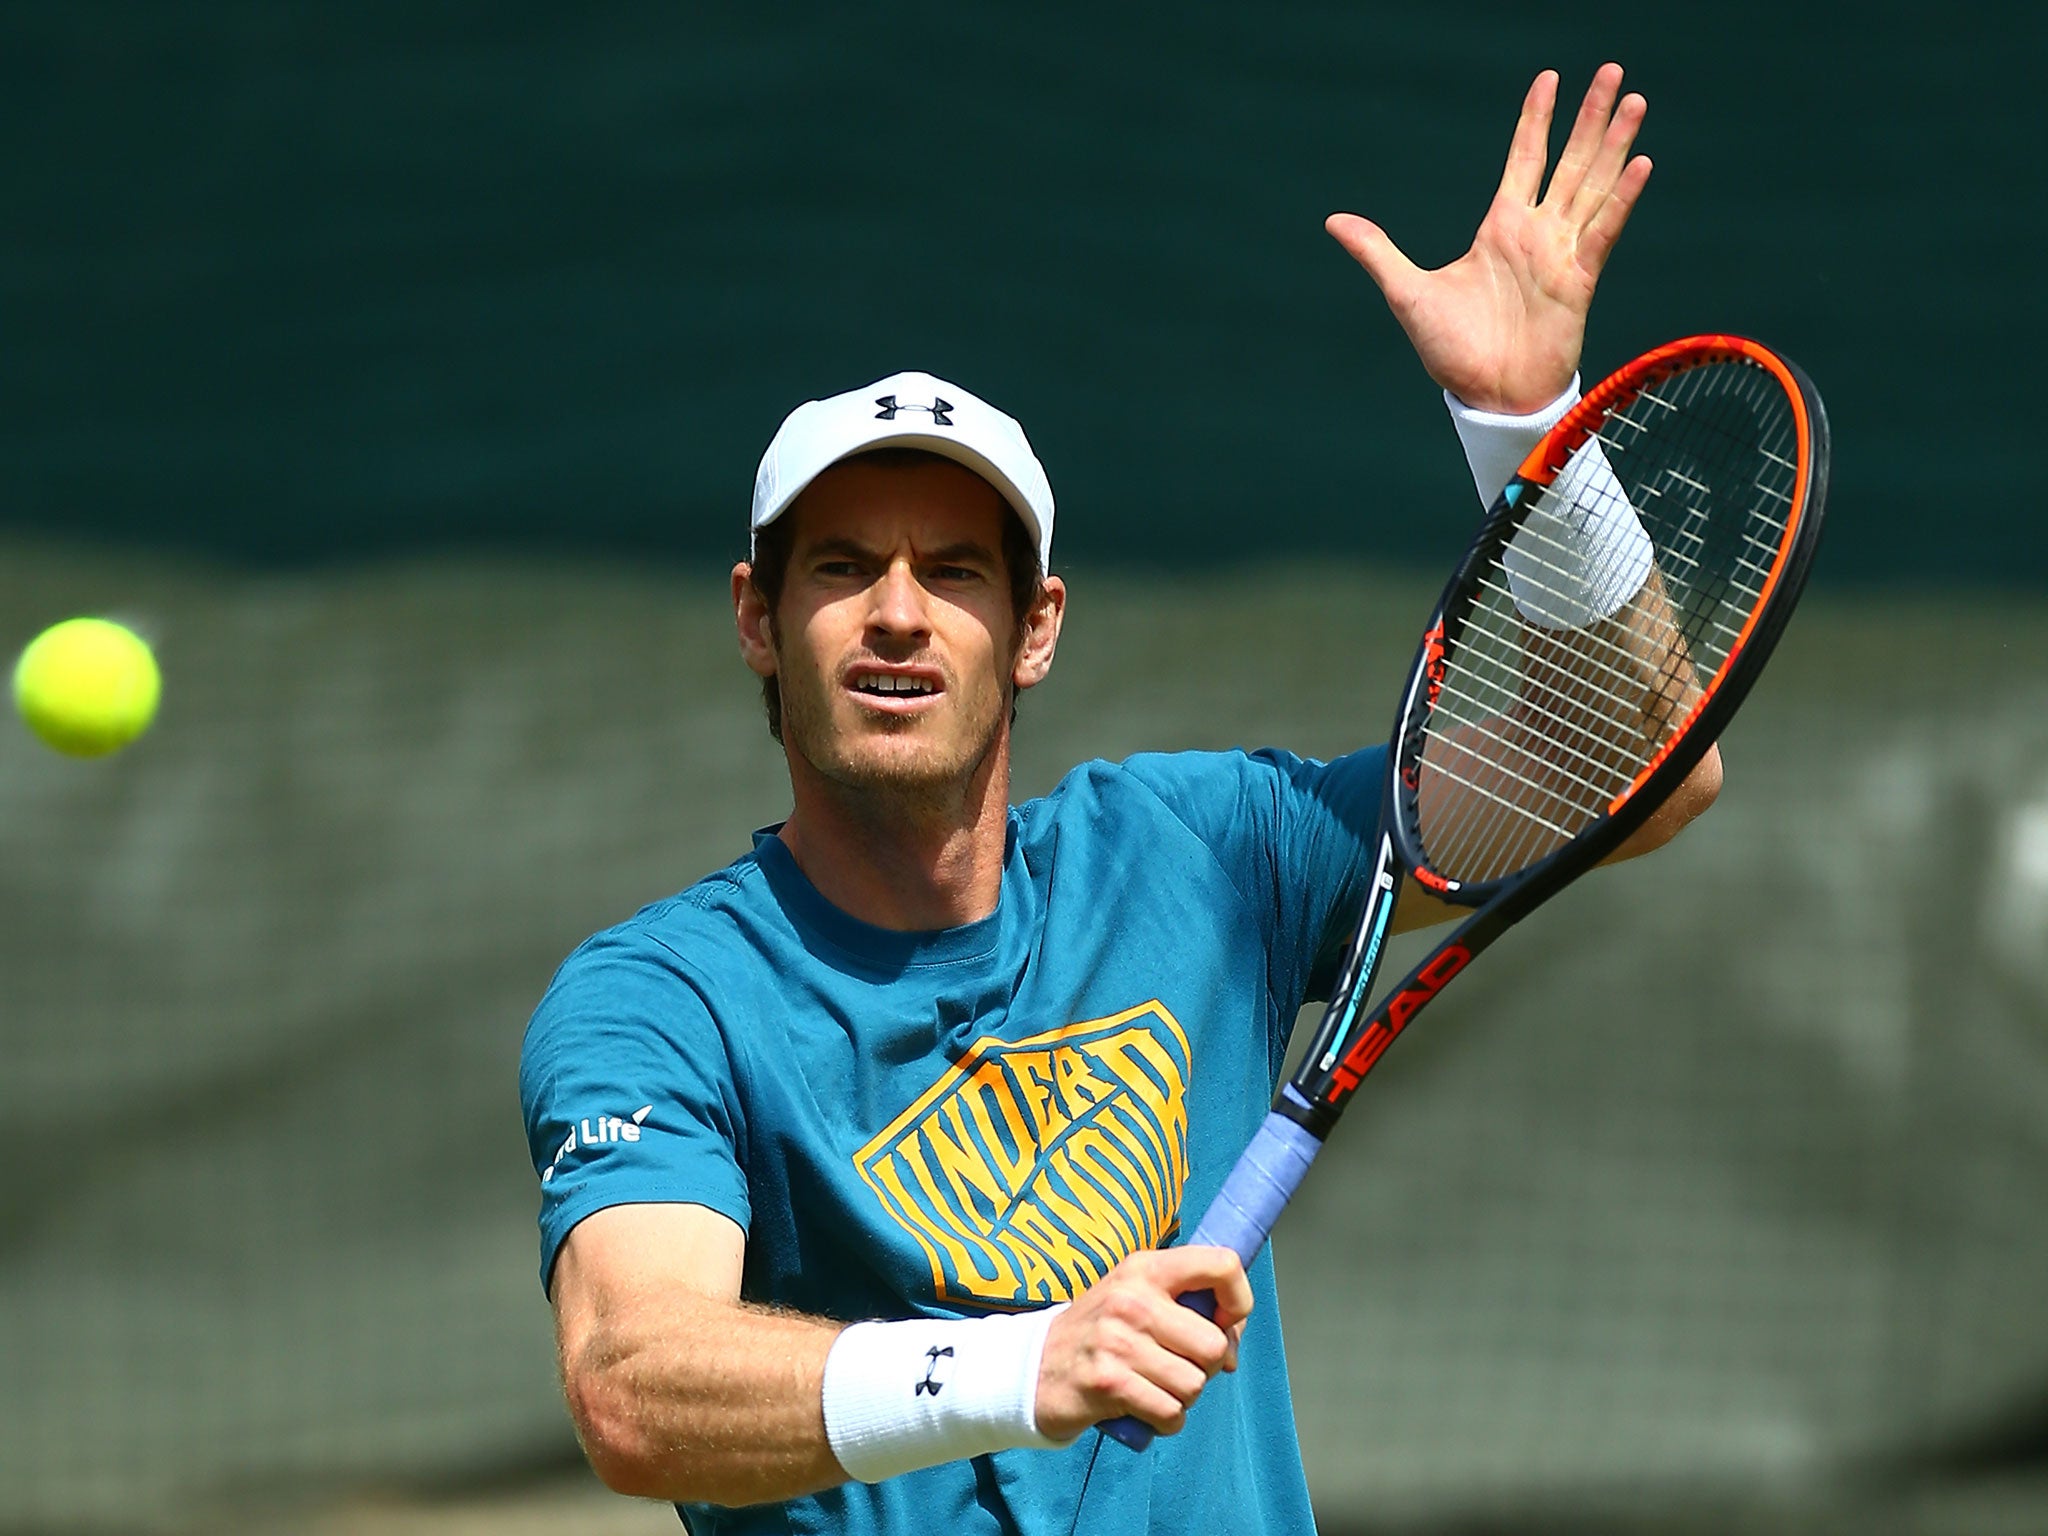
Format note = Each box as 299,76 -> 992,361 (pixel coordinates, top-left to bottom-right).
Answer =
802,536 -> 999,566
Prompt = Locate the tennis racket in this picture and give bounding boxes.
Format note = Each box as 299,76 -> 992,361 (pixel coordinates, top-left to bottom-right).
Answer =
1104,334 -> 1830,1449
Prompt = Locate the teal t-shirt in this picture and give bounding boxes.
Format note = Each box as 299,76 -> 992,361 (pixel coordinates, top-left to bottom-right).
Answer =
520,746 -> 1384,1535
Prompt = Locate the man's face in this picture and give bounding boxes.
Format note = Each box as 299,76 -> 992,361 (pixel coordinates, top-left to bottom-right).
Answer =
747,458 -> 1031,800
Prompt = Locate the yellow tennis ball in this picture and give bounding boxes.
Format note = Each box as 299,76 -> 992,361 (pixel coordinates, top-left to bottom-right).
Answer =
13,617 -> 162,758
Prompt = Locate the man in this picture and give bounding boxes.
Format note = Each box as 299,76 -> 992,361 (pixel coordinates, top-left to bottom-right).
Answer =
522,65 -> 1709,1533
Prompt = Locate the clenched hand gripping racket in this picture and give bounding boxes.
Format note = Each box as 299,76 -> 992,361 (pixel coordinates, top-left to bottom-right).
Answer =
1105,335 -> 1830,1449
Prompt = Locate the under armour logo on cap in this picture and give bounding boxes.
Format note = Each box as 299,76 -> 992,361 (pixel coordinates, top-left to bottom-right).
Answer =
875,394 -> 954,426
751,370 -> 1056,572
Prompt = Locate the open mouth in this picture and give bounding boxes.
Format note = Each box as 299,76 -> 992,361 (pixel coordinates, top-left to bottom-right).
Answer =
848,670 -> 942,702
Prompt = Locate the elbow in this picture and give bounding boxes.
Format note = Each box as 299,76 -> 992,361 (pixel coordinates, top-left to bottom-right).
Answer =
1652,742 -> 1723,845
564,1351 -> 762,1507
1671,743 -> 1722,827
1611,744 -> 1722,863
562,1355 -> 671,1500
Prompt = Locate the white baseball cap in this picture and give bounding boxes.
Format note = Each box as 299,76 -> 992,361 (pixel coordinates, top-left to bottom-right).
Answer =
750,370 -> 1055,571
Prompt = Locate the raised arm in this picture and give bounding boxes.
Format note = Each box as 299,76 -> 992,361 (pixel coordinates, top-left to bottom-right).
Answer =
1327,63 -> 1651,413
1345,68 -> 1719,934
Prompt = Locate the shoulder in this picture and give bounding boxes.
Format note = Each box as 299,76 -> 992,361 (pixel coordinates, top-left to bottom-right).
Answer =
1024,749 -> 1293,813
1018,747 -> 1385,902
522,849 -> 784,1061
570,845 -> 785,978
1023,748 -> 1353,829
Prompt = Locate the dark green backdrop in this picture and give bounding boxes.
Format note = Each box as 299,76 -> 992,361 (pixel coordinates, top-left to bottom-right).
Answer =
3,2 -> 2039,582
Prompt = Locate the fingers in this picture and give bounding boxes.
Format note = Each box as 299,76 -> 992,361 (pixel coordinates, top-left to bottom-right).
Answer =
1566,89 -> 1648,229
1578,154 -> 1653,277
1122,1246 -> 1251,1366
1324,212 -> 1422,310
1035,1247 -> 1255,1440
1493,68 -> 1558,207
1123,1321 -> 1224,1432
1541,61 -> 1625,214
1053,1300 -> 1218,1435
1167,1244 -> 1254,1333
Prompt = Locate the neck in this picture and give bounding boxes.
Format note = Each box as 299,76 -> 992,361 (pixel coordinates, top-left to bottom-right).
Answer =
776,739 -> 1014,933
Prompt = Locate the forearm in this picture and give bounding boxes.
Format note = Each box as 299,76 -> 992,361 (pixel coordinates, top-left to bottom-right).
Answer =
562,1291 -> 844,1506
551,1214 -> 1256,1510
563,1290 -> 1071,1504
1524,567 -> 1721,861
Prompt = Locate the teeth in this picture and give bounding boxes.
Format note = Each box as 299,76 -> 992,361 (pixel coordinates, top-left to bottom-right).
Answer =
854,673 -> 935,696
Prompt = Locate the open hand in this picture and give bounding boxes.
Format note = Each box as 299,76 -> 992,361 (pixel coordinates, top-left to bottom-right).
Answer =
1327,64 -> 1651,414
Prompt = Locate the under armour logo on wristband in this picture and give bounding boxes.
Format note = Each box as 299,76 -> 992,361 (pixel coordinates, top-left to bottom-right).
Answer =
875,394 -> 954,426
914,1345 -> 954,1396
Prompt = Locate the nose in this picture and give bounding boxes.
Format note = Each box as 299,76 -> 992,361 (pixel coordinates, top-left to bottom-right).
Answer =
866,557 -> 931,642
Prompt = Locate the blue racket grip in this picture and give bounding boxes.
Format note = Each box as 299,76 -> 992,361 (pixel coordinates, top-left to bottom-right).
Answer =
1101,1101 -> 1323,1450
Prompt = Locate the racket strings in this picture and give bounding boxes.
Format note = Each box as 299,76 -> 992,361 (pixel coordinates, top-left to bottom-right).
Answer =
1426,364 -> 1797,879
1414,358 -> 1799,886
1425,382 -> 1788,880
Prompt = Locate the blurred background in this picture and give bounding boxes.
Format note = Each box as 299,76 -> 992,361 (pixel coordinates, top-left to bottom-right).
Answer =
3,3 -> 2043,1533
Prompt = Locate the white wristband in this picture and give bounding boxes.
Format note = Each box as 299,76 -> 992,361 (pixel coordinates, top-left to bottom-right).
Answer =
1445,378 -> 1655,630
822,1305 -> 1073,1484
1445,377 -> 1582,508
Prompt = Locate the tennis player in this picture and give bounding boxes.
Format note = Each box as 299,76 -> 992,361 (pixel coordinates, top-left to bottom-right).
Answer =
522,65 -> 1713,1534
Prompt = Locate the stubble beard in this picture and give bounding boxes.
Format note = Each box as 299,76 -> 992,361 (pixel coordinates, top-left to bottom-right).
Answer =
775,645 -> 1011,821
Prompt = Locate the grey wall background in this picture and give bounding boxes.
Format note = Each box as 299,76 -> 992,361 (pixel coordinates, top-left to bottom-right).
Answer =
2,549 -> 2046,1534
3,1 -> 2041,580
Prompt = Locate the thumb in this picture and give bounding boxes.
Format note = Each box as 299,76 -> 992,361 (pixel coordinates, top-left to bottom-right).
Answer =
1325,213 -> 1422,306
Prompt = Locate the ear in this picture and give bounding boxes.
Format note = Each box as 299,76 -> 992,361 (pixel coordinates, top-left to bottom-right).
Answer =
1012,574 -> 1066,692
733,562 -> 777,680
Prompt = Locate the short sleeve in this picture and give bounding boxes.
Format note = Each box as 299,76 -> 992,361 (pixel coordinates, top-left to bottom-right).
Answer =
519,925 -> 752,1292
1120,746 -> 1385,1013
